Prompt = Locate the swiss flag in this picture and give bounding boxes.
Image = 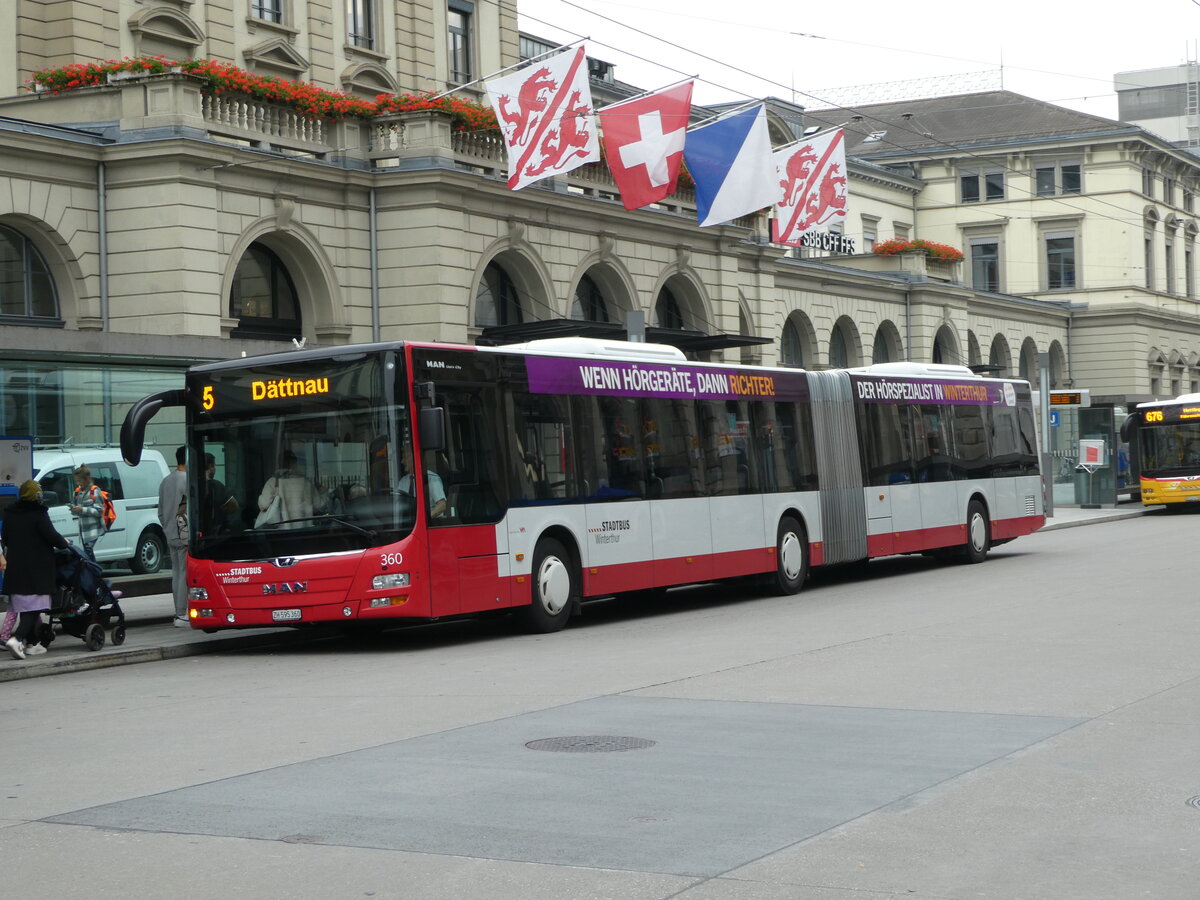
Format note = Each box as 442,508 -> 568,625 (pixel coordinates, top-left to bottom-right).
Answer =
599,82 -> 693,211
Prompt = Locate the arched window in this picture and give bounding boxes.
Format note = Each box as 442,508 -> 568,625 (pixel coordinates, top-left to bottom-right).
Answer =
475,263 -> 522,327
0,224 -> 58,320
932,325 -> 959,366
571,273 -> 609,322
830,325 -> 849,369
781,318 -> 803,367
1018,339 -> 1039,385
872,330 -> 890,363
230,242 -> 301,339
655,285 -> 685,330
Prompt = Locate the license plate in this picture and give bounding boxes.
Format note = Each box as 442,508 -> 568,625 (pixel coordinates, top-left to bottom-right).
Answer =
271,608 -> 302,622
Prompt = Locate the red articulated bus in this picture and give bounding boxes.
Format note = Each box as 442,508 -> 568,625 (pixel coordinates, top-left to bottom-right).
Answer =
120,337 -> 1044,634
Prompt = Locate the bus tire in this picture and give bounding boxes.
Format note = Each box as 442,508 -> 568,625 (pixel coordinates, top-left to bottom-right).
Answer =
518,537 -> 576,634
773,516 -> 808,595
963,499 -> 990,563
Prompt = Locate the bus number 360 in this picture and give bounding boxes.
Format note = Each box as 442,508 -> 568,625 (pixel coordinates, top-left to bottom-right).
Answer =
380,552 -> 404,566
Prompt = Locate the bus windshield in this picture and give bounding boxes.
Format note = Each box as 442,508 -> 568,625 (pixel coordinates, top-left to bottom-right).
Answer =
188,352 -> 413,561
1138,420 -> 1200,477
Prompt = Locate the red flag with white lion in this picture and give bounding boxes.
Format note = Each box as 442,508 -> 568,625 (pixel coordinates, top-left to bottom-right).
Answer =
771,128 -> 848,246
486,46 -> 600,190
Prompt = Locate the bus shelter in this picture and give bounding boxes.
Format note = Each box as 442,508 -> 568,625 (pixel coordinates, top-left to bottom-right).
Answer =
1043,392 -> 1131,507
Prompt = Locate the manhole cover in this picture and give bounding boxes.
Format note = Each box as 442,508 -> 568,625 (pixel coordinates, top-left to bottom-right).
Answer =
525,735 -> 656,753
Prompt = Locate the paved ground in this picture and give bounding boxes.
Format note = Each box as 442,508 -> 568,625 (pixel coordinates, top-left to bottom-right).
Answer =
1,502 -> 1192,899
0,503 -> 1158,683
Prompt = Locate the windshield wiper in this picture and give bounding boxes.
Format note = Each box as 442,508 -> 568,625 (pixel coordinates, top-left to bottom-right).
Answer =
259,514 -> 377,539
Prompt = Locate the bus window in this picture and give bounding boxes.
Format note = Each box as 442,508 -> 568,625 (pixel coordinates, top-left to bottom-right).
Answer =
1186,434 -> 1200,466
566,394 -> 645,501
914,405 -> 954,482
1017,406 -> 1039,469
510,391 -> 575,503
859,402 -> 916,486
438,384 -> 506,525
699,399 -> 758,496
770,400 -> 817,492
749,402 -> 787,492
951,404 -> 989,480
643,397 -> 702,499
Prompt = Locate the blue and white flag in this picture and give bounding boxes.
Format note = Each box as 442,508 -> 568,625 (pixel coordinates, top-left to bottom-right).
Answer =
683,104 -> 779,227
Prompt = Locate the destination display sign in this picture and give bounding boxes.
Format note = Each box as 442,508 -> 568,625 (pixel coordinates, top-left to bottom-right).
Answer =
525,357 -> 809,403
851,374 -> 1017,407
191,357 -> 381,416
1144,403 -> 1200,424
1048,390 -> 1089,408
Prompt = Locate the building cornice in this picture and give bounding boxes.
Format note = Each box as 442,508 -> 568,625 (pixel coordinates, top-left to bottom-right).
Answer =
852,125 -> 1200,172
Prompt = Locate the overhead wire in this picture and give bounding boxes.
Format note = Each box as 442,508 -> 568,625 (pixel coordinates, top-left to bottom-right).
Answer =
447,0 -> 1192,324
510,0 -> 1200,239
544,0 -> 1174,96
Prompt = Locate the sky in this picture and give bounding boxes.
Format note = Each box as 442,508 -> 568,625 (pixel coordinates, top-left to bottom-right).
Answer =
515,0 -> 1200,120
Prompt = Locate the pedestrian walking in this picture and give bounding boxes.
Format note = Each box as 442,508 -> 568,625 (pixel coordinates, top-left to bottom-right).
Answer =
1,480 -> 69,659
157,445 -> 189,627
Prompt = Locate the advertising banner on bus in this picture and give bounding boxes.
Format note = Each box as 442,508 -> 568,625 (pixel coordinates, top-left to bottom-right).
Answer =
526,357 -> 809,402
850,375 -> 1018,407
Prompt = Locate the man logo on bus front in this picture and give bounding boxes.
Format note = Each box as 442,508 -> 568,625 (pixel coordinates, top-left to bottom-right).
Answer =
263,582 -> 308,595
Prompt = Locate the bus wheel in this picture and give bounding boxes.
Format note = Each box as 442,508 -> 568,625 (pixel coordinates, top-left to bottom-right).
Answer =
518,537 -> 576,634
963,500 -> 990,563
773,516 -> 808,595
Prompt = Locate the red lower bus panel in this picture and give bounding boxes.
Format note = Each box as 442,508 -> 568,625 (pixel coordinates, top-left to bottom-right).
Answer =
991,514 -> 1045,541
867,514 -> 1044,559
580,559 -> 654,596
709,547 -> 778,580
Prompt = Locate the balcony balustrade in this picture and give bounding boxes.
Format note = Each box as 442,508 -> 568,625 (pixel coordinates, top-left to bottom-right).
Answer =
2,72 -> 739,229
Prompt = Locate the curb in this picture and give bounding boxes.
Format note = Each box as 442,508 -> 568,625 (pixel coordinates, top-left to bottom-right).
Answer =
1039,509 -> 1151,531
0,625 -> 326,683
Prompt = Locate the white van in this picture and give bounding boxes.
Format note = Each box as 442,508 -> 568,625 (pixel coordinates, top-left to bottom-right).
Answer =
33,447 -> 171,574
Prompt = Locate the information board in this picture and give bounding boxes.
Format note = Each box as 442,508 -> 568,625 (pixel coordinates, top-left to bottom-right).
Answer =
0,436 -> 33,495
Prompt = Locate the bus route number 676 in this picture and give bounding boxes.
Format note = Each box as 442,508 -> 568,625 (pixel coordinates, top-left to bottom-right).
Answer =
380,552 -> 404,567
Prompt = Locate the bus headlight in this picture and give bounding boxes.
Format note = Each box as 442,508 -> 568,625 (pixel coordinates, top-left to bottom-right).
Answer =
372,573 -> 410,590
188,587 -> 209,601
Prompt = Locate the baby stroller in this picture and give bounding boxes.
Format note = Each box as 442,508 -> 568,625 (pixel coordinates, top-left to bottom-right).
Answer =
35,545 -> 127,652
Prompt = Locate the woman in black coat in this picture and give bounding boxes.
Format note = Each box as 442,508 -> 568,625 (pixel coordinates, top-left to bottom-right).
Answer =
2,480 -> 68,660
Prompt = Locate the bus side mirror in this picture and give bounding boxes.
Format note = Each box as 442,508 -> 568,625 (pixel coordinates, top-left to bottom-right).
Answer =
1119,414 -> 1135,443
120,388 -> 189,466
419,407 -> 446,453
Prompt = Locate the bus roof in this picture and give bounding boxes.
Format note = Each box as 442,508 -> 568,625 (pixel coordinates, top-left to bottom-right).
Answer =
187,337 -> 1025,386
850,361 -> 979,379
496,337 -> 687,362
1136,392 -> 1200,409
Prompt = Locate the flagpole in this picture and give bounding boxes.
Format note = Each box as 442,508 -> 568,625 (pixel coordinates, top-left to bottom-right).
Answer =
773,122 -> 849,153
686,99 -> 764,132
424,38 -> 588,101
595,76 -> 697,113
